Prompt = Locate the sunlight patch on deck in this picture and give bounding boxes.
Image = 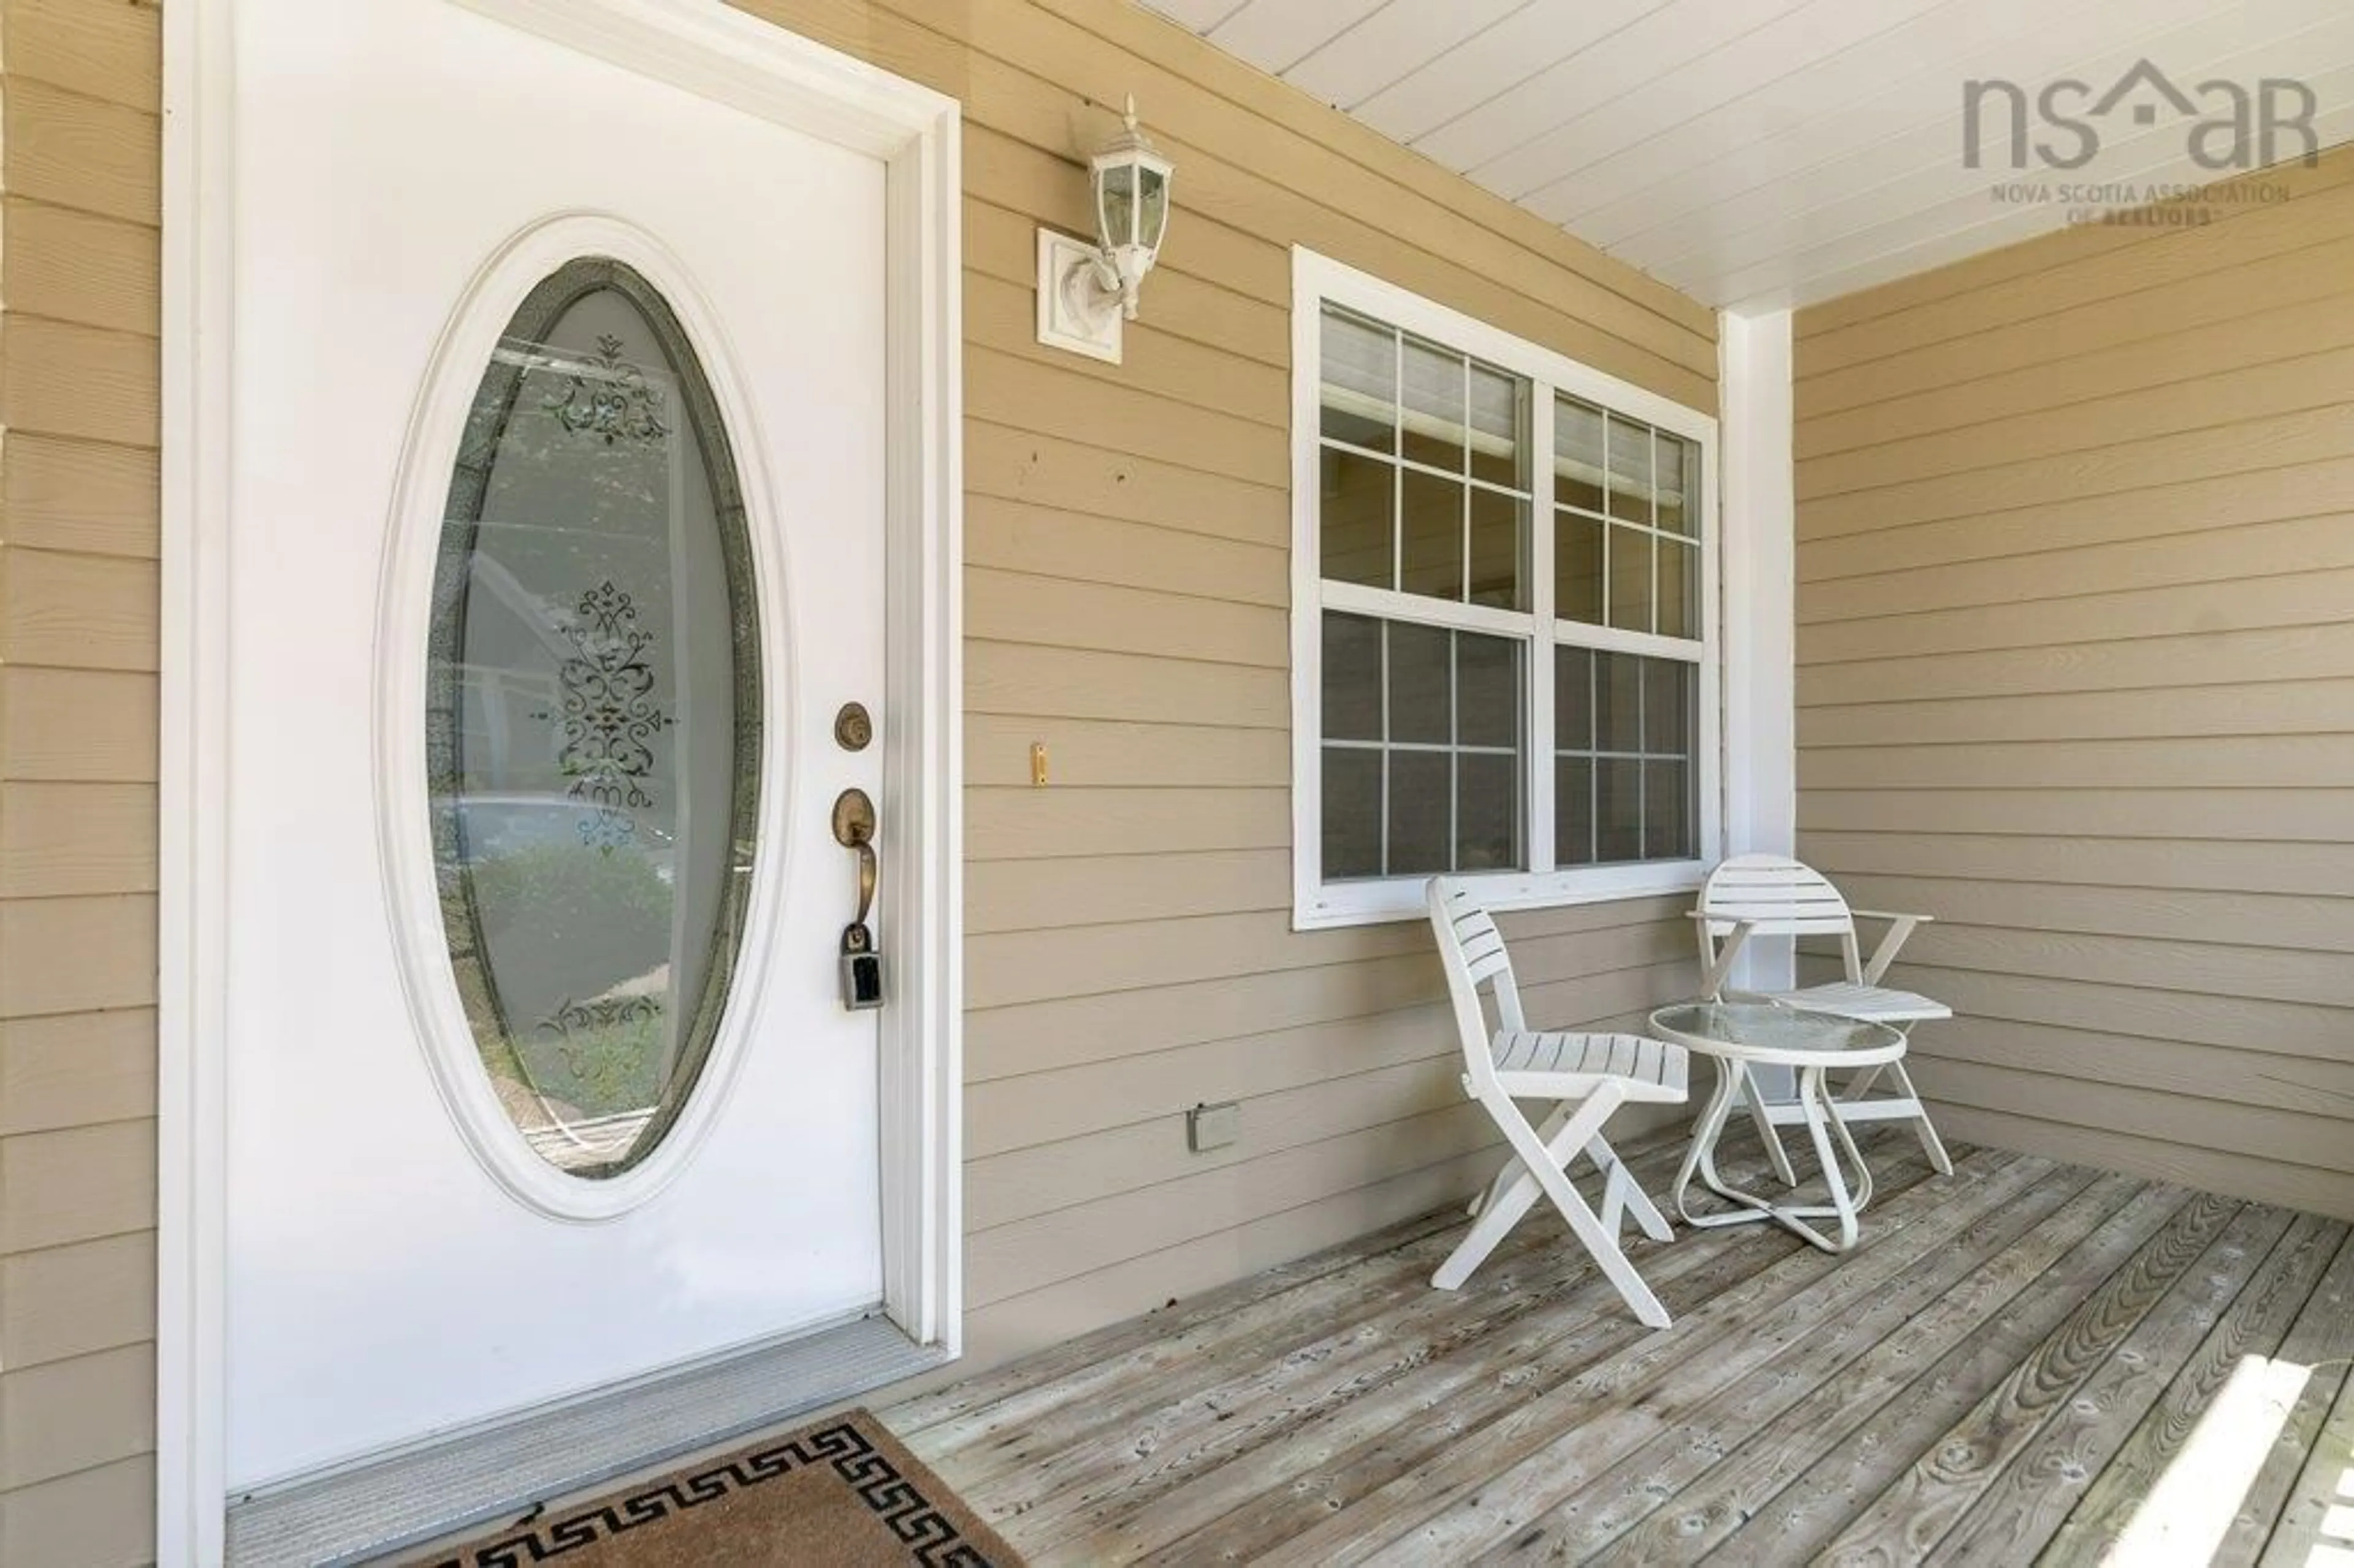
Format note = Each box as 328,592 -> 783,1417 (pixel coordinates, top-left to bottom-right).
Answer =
2111,1353 -> 2310,1564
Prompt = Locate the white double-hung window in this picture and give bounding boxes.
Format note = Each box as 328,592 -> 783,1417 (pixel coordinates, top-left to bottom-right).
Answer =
1289,249 -> 1721,929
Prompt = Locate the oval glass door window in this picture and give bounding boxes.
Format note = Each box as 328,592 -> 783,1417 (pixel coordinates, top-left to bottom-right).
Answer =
426,258 -> 761,1179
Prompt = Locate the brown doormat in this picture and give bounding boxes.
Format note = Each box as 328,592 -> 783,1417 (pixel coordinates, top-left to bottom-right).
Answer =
414,1410 -> 1024,1567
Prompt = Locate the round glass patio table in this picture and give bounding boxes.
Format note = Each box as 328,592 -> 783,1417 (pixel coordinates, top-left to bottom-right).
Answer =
1648,1002 -> 1907,1254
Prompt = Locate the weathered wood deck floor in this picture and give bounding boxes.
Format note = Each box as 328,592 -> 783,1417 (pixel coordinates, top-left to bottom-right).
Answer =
885,1130 -> 2354,1566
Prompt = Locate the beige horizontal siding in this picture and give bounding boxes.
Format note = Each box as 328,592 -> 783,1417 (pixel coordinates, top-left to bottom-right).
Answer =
0,1 -> 161,1557
1799,453 -> 2354,585
1797,405 -> 2354,541
0,783 -> 155,898
1794,145 -> 2354,1220
964,720 -> 1288,793
0,1341 -> 151,1488
0,1231 -> 153,1368
1796,150 -> 2354,352
966,440 -> 1281,560
1794,829 -> 2354,897
1,433 -> 156,558
1801,204 -> 2354,421
0,1010 -> 154,1136
0,1454 -> 153,1567
942,0 -> 1721,1298
950,1143 -> 1499,1376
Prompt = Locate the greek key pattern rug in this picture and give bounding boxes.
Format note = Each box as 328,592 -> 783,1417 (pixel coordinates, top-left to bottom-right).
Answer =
414,1411 -> 1022,1567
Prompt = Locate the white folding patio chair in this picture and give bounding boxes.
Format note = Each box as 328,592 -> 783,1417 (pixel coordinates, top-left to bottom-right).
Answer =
1689,854 -> 1954,1182
1426,877 -> 1689,1329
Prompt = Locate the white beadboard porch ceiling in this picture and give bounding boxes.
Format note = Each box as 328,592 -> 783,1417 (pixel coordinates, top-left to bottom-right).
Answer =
1141,0 -> 2354,311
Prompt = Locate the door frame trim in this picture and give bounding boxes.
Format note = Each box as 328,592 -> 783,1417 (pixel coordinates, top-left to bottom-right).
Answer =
158,3 -> 964,1559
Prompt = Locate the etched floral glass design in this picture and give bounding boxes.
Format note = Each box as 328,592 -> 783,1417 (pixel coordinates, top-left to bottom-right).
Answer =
426,259 -> 760,1179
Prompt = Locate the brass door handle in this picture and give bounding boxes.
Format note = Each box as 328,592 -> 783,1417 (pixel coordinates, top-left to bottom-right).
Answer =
832,788 -> 883,1009
832,788 -> 877,931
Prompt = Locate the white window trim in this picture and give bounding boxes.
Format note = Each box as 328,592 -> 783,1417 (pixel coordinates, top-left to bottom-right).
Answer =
1289,247 -> 1724,930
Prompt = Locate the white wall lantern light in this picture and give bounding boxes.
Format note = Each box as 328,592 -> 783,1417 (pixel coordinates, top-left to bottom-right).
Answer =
1037,96 -> 1174,364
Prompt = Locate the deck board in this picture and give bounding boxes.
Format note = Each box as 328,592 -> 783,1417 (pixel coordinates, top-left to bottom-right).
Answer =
1813,1189 -> 2254,1564
1481,1159 -> 2106,1564
2023,1211 -> 2338,1566
2227,1230 -> 2354,1566
975,1136 -> 1822,1558
883,1130 -> 2354,1564
1344,1153 -> 2053,1567
1097,1152 -> 1823,1562
2255,1274 -> 2354,1568
1580,1170 -> 2147,1566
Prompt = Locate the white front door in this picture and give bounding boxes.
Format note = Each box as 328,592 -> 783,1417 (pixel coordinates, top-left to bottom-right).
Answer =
220,0 -> 905,1490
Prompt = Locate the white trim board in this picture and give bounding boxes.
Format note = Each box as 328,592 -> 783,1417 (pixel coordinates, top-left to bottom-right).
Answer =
1718,309 -> 1798,993
157,0 -> 234,1553
156,4 -> 964,1561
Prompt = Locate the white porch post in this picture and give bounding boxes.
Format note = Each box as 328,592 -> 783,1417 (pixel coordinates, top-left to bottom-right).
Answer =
1719,310 -> 1797,993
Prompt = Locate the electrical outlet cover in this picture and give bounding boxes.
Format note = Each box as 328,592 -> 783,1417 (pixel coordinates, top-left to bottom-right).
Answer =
1186,1101 -> 1240,1153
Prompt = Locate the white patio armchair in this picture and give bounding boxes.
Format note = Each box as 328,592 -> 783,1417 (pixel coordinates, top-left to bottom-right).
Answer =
1425,877 -> 1689,1329
1689,854 -> 1954,1181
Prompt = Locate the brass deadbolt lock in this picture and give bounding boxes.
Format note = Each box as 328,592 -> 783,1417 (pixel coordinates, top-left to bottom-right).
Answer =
834,701 -> 874,752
